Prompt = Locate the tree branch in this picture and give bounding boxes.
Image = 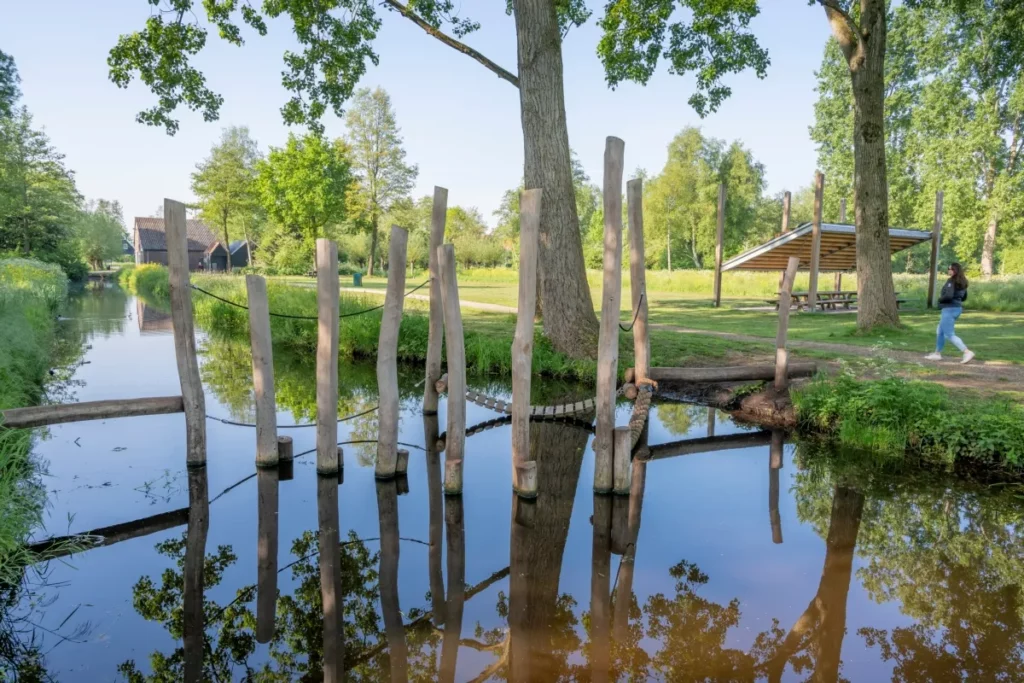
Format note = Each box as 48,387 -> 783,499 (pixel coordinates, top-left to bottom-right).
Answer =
382,0 -> 519,88
817,0 -> 860,63
1008,114 -> 1022,174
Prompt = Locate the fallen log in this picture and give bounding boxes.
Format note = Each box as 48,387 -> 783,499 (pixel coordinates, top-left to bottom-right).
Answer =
645,430 -> 773,461
643,363 -> 817,384
1,396 -> 185,429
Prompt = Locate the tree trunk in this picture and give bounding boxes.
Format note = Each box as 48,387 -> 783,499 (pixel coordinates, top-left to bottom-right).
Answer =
982,214 -> 997,278
512,0 -> 599,358
368,211 -> 379,277
666,227 -> 672,271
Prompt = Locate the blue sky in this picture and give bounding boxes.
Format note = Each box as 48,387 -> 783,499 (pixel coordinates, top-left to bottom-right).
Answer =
1,0 -> 835,228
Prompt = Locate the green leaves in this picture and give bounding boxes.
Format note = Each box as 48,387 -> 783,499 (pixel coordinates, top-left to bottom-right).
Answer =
0,50 -> 20,118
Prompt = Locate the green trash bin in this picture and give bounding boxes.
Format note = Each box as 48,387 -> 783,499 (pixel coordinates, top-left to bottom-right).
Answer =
353,272 -> 363,287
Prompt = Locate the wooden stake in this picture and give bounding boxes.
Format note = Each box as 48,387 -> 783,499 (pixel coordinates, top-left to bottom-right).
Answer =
627,178 -> 650,382
424,414 -> 446,625
317,473 -> 344,682
246,275 -> 278,467
377,225 -> 409,479
183,467 -> 209,683
277,435 -> 293,461
596,136 -> 624,494
808,172 -> 825,311
316,239 -> 340,474
769,431 -> 784,544
444,457 -> 463,496
512,189 -> 542,489
256,467 -> 279,643
424,186 -> 449,414
612,426 -> 632,495
927,190 -> 944,309
781,191 -> 792,234
713,183 -> 726,308
376,480 -> 408,681
165,199 -> 206,467
775,256 -> 802,390
438,244 -> 466,478
515,460 -> 538,499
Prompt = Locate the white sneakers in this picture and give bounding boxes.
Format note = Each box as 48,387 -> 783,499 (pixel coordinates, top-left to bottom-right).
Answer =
961,350 -> 975,364
924,352 -> 942,361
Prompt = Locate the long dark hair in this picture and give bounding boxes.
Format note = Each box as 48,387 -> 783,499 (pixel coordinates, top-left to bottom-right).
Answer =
949,262 -> 969,289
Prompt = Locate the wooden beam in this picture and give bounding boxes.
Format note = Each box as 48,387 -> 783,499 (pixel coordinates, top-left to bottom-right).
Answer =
377,226 -> 409,479
627,178 -> 650,382
316,239 -> 340,475
27,505 -> 189,559
649,363 -> 816,383
2,396 -> 183,429
424,186 -> 449,414
927,191 -> 944,309
807,173 -> 825,312
512,189 -> 541,491
713,183 -> 726,307
646,430 -> 774,461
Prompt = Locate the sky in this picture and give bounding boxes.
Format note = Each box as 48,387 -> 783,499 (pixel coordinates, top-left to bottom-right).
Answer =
0,0 -> 836,229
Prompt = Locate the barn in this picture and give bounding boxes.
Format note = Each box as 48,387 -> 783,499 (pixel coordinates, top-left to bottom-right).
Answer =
133,217 -> 227,271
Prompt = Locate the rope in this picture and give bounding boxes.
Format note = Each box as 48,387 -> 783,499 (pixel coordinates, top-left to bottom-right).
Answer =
189,279 -> 431,321
436,413 -> 596,449
206,404 -> 379,429
619,293 -> 645,332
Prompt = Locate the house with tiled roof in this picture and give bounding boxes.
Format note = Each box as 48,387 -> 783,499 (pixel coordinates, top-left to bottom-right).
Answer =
133,217 -> 228,271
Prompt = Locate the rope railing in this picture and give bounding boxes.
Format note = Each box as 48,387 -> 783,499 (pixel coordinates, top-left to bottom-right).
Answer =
206,404 -> 379,429
435,413 -> 596,450
619,292 -> 645,332
435,375 -> 626,417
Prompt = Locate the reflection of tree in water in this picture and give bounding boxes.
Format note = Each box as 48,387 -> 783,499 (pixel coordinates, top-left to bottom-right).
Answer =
655,403 -> 709,437
117,531 -> 442,681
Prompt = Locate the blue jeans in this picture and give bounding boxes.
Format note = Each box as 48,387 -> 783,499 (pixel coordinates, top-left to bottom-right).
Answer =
936,306 -> 966,353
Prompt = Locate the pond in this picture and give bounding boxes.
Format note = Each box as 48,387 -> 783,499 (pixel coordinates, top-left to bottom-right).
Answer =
9,283 -> 1024,681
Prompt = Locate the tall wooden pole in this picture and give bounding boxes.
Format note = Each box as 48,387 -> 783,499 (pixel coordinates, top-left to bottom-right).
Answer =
927,191 -> 944,309
713,183 -> 726,307
377,226 -> 409,479
256,467 -> 279,643
316,239 -> 340,474
513,189 -> 542,492
317,473 -> 344,682
807,172 -> 825,311
164,199 -> 206,467
839,197 -> 848,223
438,244 -> 466,488
781,191 -> 792,234
246,274 -> 278,467
424,186 -> 449,414
596,136 -> 624,494
627,178 -> 650,382
775,256 -> 802,391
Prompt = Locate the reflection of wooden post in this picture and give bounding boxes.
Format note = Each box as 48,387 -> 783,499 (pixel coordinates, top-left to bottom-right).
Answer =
596,137 -> 625,494
246,275 -> 278,467
256,468 -> 279,643
509,494 -> 532,683
516,461 -> 538,499
424,186 -> 449,414
513,189 -> 541,491
612,426 -> 632,495
376,480 -> 408,682
317,473 -> 344,682
707,406 -> 716,437
444,457 -> 463,496
927,191 -> 944,309
439,495 -> 466,683
713,183 -> 726,308
316,239 -> 340,474
183,467 -> 209,683
424,414 -> 446,625
377,226 -> 409,479
438,244 -> 466,483
165,199 -> 206,467
627,178 -> 650,382
775,256 -> 802,391
590,494 -> 613,683
613,454 -> 647,644
808,172 -> 825,311
277,435 -> 293,462
769,431 -> 784,544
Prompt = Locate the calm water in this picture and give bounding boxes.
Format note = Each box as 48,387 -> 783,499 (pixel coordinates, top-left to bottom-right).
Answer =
9,284 -> 1024,681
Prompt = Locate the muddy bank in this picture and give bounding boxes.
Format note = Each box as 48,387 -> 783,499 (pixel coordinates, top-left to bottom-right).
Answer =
655,379 -> 808,430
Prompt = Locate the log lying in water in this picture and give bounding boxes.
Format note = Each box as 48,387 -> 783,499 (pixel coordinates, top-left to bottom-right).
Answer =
642,363 -> 817,384
27,506 -> 190,560
644,430 -> 773,461
1,396 -> 185,429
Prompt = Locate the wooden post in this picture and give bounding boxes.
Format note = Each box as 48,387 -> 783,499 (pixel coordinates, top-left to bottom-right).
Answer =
182,467 -> 209,683
840,197 -> 848,223
590,494 -> 613,683
612,426 -> 632,495
807,172 -> 825,311
927,190 -> 944,309
424,414 -> 446,626
835,192 -> 847,292
439,495 -> 466,683
438,244 -> 466,485
256,467 -> 279,643
164,199 -> 206,467
277,435 -> 293,461
513,189 -> 542,491
377,226 -> 409,479
769,430 -> 784,544
246,275 -> 278,467
613,453 -> 647,644
317,473 -> 344,682
781,191 -> 792,233
707,406 -> 716,437
316,239 -> 340,475
395,448 -> 409,475
595,136 -> 624,494
376,480 -> 408,682
610,494 -> 630,555
515,461 -> 538,499
775,256 -> 801,391
424,186 -> 449,414
627,178 -> 650,382
713,183 -> 726,308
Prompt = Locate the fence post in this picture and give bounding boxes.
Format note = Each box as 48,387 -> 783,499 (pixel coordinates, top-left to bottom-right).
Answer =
317,473 -> 344,682
256,467 -> 279,643
775,256 -> 802,391
596,136 -> 625,494
164,199 -> 206,467
316,239 -> 340,475
424,186 -> 449,414
807,172 -> 825,311
438,244 -> 466,491
927,191 -> 944,309
513,189 -> 542,492
627,178 -> 650,382
246,275 -> 278,467
376,226 -> 409,479
713,183 -> 726,308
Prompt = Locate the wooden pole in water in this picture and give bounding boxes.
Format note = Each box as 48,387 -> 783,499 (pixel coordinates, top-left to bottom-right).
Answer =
256,467 -> 279,643
316,239 -> 340,474
779,190 -> 792,290
590,494 -> 613,683
515,461 -> 538,499
376,479 -> 409,682
769,430 -> 784,544
377,226 -> 409,479
713,183 -> 726,308
438,244 -> 466,488
807,172 -> 825,311
278,435 -> 294,482
424,186 -> 449,414
927,190 -> 944,309
513,189 -> 542,491
246,275 -> 278,467
164,199 -> 206,467
613,450 -> 647,643
317,473 -> 344,682
596,136 -> 625,494
183,467 -> 209,683
424,414 -> 446,625
775,256 -> 802,391
627,178 -> 650,382
612,426 -> 632,495
439,495 -> 466,683
707,406 -> 716,437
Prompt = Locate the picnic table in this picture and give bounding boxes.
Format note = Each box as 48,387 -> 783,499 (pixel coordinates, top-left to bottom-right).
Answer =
766,290 -> 908,311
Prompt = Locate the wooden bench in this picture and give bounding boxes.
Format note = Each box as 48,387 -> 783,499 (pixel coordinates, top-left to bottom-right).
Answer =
766,291 -> 906,311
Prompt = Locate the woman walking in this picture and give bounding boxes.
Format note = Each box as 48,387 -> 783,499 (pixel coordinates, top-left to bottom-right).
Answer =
925,263 -> 975,364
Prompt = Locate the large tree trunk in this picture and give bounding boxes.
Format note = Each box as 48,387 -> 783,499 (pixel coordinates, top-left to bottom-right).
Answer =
368,211 -> 379,277
512,0 -> 599,358
982,215 -> 997,278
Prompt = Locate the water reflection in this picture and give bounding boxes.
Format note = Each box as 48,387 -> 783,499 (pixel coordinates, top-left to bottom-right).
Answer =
137,299 -> 173,335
